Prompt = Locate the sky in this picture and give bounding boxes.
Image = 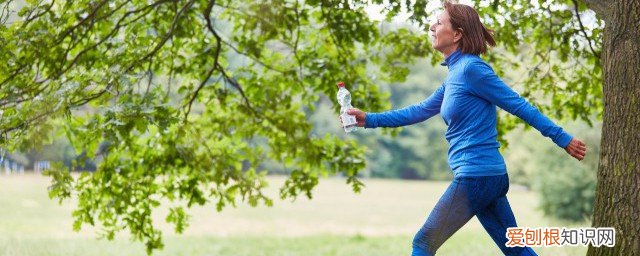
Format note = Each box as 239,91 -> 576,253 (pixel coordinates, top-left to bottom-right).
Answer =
364,0 -> 475,23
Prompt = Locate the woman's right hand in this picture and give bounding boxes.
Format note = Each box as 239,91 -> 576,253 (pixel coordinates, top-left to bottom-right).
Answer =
347,108 -> 366,127
565,138 -> 587,161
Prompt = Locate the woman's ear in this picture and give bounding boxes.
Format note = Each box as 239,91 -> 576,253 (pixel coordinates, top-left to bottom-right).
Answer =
454,28 -> 463,43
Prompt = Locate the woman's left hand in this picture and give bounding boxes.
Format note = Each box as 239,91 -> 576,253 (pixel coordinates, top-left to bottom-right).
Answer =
565,138 -> 587,161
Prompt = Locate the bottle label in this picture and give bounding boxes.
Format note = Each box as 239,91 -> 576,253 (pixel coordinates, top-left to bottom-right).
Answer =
340,113 -> 357,128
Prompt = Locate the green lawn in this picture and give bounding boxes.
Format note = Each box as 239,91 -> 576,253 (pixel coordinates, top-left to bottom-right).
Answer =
0,174 -> 588,255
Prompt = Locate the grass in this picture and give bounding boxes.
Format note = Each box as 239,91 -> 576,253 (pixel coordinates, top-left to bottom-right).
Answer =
0,174 -> 588,255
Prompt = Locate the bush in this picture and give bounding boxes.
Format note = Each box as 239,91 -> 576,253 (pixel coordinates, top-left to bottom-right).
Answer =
505,121 -> 599,222
535,157 -> 596,221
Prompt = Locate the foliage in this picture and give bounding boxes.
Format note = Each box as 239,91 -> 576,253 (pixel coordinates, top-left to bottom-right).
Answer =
0,0 -> 432,253
0,0 -> 603,253
536,160 -> 596,221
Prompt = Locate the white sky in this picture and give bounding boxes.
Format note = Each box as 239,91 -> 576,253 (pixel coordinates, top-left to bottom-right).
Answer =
364,0 -> 475,23
365,0 -> 599,29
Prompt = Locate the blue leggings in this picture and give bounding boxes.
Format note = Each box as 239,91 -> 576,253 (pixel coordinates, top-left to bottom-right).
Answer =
411,174 -> 538,256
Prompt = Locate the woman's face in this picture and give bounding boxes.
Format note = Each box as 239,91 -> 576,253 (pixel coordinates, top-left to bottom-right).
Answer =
429,11 -> 461,56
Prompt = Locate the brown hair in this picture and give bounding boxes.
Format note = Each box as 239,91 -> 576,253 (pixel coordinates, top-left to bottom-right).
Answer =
444,1 -> 496,55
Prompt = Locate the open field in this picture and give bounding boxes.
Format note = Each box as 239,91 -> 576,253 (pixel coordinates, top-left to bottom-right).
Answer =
0,174 -> 588,255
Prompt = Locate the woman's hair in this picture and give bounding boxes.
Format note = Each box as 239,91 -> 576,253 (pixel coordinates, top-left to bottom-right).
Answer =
444,1 -> 496,55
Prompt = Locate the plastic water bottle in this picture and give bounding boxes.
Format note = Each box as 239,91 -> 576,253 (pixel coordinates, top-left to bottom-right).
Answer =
337,82 -> 357,133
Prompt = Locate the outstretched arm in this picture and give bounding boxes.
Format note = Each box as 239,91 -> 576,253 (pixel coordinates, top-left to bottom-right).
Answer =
466,61 -> 586,161
358,84 -> 445,128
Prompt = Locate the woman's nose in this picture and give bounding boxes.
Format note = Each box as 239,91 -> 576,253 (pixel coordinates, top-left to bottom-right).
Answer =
429,23 -> 435,32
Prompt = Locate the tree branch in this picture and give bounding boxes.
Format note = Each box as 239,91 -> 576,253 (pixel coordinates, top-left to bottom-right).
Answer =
3,0 -> 178,113
219,38 -> 291,74
205,0 -> 223,70
204,0 -> 258,117
55,0 -> 111,43
0,63 -> 28,89
184,65 -> 217,120
178,0 -> 223,121
292,0 -> 304,82
319,2 -> 350,65
24,0 -> 56,24
0,1 -> 13,25
71,0 -> 191,106
125,0 -> 193,73
572,0 -> 600,59
184,0 -> 259,121
37,0 -> 139,85
0,107 -> 58,135
213,3 -> 294,74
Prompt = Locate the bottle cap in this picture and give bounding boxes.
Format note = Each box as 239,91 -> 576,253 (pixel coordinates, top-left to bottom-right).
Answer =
337,82 -> 345,88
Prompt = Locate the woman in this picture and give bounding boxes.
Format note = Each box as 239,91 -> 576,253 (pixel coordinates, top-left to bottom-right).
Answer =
347,2 -> 587,256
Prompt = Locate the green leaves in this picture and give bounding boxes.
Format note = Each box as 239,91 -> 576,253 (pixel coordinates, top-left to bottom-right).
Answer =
166,206 -> 189,233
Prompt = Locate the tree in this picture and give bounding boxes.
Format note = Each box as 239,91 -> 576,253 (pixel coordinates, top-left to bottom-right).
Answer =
579,1 -> 640,256
0,0 -> 429,253
0,0 -> 637,255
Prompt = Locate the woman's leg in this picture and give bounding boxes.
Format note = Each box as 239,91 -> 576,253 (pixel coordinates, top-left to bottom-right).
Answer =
412,178 -> 475,256
475,182 -> 538,255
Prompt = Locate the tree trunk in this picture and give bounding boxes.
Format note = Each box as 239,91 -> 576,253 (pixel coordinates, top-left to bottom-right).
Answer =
585,1 -> 640,255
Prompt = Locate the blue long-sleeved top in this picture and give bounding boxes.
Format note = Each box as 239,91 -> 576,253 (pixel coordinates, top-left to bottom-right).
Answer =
365,49 -> 573,177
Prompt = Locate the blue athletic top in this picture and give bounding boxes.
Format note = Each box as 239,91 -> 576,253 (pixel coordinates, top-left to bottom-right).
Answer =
364,49 -> 573,177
